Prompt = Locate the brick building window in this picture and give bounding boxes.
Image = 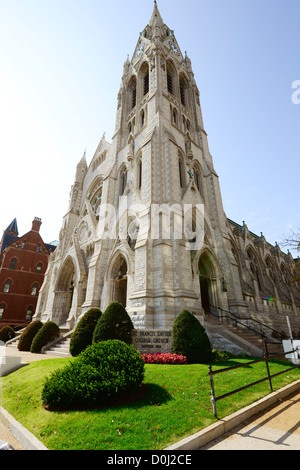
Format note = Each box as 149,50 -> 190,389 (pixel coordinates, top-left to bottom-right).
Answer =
0,304 -> 5,319
3,280 -> 11,293
31,283 -> 38,296
9,258 -> 17,270
26,306 -> 34,321
36,263 -> 43,274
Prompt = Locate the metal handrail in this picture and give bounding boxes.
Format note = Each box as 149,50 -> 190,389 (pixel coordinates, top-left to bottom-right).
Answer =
216,306 -> 282,338
209,306 -> 269,341
208,346 -> 300,419
209,305 -> 282,346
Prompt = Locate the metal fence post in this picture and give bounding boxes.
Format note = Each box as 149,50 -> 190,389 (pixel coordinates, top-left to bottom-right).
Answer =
208,365 -> 218,419
264,353 -> 273,392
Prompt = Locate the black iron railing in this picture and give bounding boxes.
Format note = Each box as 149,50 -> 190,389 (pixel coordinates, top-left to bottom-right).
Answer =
208,305 -> 283,353
208,347 -> 300,419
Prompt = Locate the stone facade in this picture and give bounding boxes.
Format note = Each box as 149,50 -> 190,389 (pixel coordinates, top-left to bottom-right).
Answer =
34,4 -> 300,332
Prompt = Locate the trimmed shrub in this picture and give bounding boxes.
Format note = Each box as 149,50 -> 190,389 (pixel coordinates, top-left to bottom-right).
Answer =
18,321 -> 43,351
172,310 -> 213,364
69,308 -> 102,357
30,321 -> 60,353
0,326 -> 15,343
41,340 -> 145,410
92,302 -> 134,345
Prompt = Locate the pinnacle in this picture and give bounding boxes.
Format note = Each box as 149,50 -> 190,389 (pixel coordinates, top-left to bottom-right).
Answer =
149,0 -> 164,27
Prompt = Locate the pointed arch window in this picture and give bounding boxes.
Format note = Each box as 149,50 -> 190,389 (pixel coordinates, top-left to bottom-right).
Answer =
137,157 -> 142,190
178,155 -> 185,189
144,71 -> 149,95
173,108 -> 178,125
180,82 -> 186,106
266,257 -> 276,285
128,76 -> 137,110
167,72 -> 173,94
194,166 -> 202,194
179,74 -> 189,108
141,110 -> 145,127
90,181 -> 103,218
247,248 -> 262,291
167,61 -> 176,95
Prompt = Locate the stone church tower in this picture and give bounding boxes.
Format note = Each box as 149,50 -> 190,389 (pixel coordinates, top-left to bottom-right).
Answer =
35,3 -> 299,331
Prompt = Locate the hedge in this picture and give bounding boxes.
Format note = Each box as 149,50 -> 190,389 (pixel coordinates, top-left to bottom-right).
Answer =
42,340 -> 145,410
0,326 -> 15,343
93,302 -> 134,345
172,310 -> 212,363
69,308 -> 102,357
18,321 -> 43,351
30,321 -> 60,353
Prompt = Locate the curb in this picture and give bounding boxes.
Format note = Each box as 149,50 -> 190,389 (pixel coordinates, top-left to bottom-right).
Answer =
165,379 -> 300,450
0,406 -> 48,450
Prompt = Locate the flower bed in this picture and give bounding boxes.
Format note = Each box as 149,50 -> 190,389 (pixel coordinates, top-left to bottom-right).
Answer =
141,353 -> 187,364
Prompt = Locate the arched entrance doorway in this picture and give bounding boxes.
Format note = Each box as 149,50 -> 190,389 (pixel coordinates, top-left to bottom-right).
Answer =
53,257 -> 76,324
198,253 -> 215,314
112,256 -> 128,308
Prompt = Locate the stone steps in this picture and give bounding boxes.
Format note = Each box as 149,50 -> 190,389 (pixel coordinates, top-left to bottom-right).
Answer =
44,337 -> 71,357
205,313 -> 285,358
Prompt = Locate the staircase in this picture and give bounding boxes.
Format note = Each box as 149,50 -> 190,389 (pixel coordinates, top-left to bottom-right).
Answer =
205,308 -> 289,359
5,328 -> 73,358
44,336 -> 72,357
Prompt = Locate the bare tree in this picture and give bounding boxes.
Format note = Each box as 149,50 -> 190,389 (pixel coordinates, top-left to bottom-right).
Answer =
281,229 -> 300,252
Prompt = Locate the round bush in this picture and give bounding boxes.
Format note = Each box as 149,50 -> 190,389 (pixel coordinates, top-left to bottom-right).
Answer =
18,320 -> 43,351
70,308 -> 102,357
30,321 -> 60,353
0,326 -> 15,343
92,302 -> 134,345
42,340 -> 145,410
172,310 -> 212,363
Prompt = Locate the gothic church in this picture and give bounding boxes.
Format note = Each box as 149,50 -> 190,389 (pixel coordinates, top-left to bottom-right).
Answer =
34,4 -> 300,333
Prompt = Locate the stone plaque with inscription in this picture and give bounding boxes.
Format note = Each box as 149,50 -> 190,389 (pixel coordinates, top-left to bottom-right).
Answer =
132,329 -> 172,354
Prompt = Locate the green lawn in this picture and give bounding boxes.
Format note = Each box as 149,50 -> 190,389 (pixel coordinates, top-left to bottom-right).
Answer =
1,357 -> 299,450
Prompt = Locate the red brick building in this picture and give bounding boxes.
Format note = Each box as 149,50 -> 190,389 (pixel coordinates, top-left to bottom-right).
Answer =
0,217 -> 56,328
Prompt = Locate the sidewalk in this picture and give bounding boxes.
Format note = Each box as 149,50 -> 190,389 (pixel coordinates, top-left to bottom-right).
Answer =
166,379 -> 300,451
199,388 -> 300,450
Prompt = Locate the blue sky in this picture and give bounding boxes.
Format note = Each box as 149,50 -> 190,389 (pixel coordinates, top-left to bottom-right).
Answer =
0,0 -> 299,255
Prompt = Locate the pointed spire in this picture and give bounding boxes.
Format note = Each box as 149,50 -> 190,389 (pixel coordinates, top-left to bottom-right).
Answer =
5,218 -> 18,236
78,149 -> 87,167
149,0 -> 164,28
75,150 -> 88,183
